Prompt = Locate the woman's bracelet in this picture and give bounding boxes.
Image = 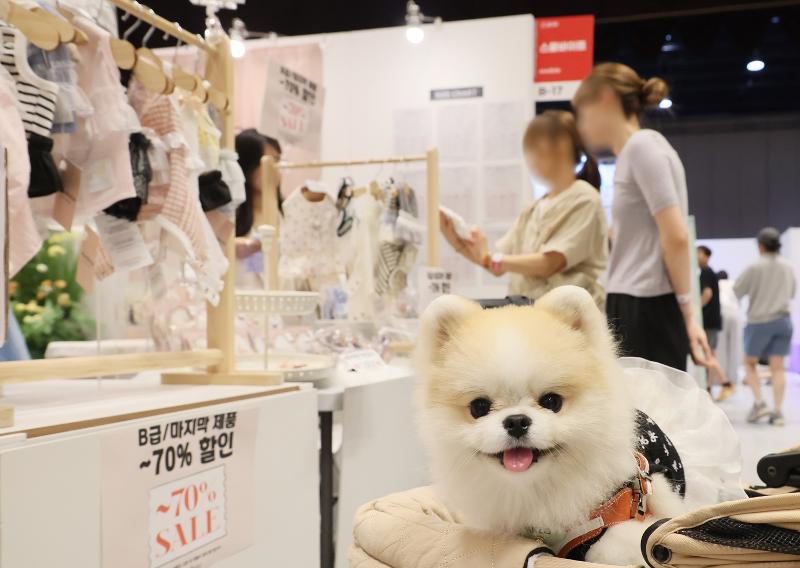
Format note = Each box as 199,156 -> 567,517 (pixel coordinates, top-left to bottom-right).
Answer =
675,292 -> 692,305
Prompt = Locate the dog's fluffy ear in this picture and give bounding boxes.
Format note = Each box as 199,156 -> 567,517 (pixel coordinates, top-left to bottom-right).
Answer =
417,295 -> 481,367
535,286 -> 612,349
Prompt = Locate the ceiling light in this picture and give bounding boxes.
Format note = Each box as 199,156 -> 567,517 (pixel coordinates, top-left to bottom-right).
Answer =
405,0 -> 440,44
659,98 -> 673,110
746,59 -> 765,72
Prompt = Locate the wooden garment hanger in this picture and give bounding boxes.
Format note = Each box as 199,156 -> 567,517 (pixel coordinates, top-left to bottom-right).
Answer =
109,9 -> 137,69
0,0 -> 60,50
369,180 -> 383,200
33,6 -> 86,45
133,24 -> 170,94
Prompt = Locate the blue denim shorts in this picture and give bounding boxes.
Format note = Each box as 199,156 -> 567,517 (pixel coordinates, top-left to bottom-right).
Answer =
744,316 -> 794,358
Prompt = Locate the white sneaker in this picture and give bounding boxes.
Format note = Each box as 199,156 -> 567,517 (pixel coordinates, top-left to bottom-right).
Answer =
747,401 -> 770,423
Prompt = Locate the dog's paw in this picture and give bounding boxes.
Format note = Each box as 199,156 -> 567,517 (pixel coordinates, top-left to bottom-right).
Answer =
584,520 -> 648,565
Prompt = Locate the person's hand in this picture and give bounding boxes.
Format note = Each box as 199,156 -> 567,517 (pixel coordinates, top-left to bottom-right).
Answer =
462,226 -> 489,266
686,318 -> 713,367
235,237 -> 261,259
439,210 -> 469,254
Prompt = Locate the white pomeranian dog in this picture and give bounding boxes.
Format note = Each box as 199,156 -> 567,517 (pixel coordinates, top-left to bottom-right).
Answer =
416,286 -> 695,565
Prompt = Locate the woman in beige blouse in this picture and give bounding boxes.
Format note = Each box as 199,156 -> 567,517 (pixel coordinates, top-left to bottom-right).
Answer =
441,111 -> 609,306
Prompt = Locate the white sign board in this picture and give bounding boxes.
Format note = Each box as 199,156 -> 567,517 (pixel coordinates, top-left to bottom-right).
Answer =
102,408 -> 259,568
417,266 -> 454,311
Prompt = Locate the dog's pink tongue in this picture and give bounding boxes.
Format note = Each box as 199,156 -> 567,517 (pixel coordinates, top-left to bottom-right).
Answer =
502,448 -> 534,472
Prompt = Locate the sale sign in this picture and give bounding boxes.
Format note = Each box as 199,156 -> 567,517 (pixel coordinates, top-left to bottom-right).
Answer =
534,15 -> 595,101
102,408 -> 258,568
261,61 -> 325,153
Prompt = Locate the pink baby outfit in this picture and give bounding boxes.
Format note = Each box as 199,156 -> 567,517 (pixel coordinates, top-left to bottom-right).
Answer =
0,68 -> 42,275
67,16 -> 139,219
128,79 -> 209,266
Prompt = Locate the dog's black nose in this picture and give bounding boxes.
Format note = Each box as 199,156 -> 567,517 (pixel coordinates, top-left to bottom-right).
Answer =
503,414 -> 531,439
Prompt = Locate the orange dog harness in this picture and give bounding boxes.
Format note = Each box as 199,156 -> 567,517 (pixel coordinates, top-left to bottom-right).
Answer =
557,452 -> 653,559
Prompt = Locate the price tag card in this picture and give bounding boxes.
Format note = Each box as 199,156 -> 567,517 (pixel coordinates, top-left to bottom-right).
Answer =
75,225 -> 101,293
94,213 -> 154,272
149,467 -> 227,567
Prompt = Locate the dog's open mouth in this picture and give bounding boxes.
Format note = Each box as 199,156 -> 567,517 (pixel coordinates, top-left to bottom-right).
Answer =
489,447 -> 553,472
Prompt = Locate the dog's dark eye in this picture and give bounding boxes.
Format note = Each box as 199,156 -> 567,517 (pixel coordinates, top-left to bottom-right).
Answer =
469,398 -> 492,419
538,393 -> 563,413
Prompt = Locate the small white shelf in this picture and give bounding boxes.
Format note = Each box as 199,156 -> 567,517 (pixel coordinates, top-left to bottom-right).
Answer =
235,290 -> 319,316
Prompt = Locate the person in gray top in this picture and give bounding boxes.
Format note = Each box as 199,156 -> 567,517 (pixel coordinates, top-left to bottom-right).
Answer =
735,227 -> 797,426
572,62 -> 712,372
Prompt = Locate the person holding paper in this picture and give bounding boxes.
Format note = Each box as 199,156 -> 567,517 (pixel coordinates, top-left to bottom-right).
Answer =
440,111 -> 609,307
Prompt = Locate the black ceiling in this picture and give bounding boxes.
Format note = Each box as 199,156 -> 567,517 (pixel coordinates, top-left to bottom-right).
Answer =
139,1 -> 800,117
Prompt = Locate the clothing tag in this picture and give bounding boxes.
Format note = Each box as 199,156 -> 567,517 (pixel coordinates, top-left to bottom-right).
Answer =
206,209 -> 235,243
417,267 -> 454,311
76,226 -> 101,293
81,158 -> 114,194
339,349 -> 386,373
53,162 -> 82,230
244,251 -> 264,274
94,213 -> 154,272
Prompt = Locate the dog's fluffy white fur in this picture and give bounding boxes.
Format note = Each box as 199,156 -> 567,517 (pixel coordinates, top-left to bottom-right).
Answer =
416,286 -> 689,564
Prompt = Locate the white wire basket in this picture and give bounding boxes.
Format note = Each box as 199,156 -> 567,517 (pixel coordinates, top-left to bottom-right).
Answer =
235,290 -> 319,316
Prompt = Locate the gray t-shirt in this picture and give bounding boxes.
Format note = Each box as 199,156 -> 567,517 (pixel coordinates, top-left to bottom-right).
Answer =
607,129 -> 688,297
734,254 -> 797,324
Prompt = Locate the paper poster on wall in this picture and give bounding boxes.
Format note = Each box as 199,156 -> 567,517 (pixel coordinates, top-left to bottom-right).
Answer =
482,102 -> 525,161
483,164 -> 524,222
261,60 -> 325,153
440,165 -> 479,220
101,407 -> 259,568
393,108 -> 433,156
436,103 -> 480,162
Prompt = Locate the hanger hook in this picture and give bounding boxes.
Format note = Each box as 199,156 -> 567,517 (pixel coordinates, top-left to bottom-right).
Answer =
142,24 -> 156,47
122,16 -> 142,41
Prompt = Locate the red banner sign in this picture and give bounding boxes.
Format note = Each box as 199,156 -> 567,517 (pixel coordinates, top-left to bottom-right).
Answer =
534,15 -> 595,100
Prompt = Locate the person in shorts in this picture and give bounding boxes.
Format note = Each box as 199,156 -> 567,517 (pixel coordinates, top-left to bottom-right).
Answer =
735,227 -> 797,426
697,245 -> 734,400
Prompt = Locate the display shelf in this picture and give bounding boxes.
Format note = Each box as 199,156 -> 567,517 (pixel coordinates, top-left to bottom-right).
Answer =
235,290 -> 319,316
238,351 -> 336,383
0,372 -> 299,438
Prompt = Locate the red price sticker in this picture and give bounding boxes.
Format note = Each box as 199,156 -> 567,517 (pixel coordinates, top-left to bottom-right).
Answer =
148,467 -> 227,567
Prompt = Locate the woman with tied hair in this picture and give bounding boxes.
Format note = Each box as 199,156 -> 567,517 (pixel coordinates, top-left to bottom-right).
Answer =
572,63 -> 712,371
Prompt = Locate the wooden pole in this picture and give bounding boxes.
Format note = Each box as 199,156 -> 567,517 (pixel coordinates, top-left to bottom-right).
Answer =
0,349 -> 222,383
278,155 -> 427,170
202,34 -> 236,375
262,156 -> 281,290
107,0 -> 211,52
426,148 -> 440,267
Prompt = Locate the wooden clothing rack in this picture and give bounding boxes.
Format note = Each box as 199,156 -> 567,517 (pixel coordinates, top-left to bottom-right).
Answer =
0,0 -> 280,428
260,148 -> 441,289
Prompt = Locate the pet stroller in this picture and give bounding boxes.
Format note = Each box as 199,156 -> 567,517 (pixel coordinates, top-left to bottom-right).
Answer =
351,388 -> 800,567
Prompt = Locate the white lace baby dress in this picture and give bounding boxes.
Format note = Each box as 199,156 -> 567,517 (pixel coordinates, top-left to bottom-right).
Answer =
620,357 -> 747,508
278,187 -> 343,291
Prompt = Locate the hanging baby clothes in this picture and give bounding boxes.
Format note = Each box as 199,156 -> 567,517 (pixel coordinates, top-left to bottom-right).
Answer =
128,79 -> 209,266
27,35 -> 92,134
68,16 -> 139,216
375,182 -> 420,296
279,186 -> 344,291
173,91 -> 227,303
103,133 -> 152,221
0,66 -> 42,274
345,191 -> 384,320
0,26 -> 61,198
219,149 -> 246,207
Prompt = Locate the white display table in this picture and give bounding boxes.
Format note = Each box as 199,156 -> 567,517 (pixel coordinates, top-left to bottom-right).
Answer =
0,374 -> 319,568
